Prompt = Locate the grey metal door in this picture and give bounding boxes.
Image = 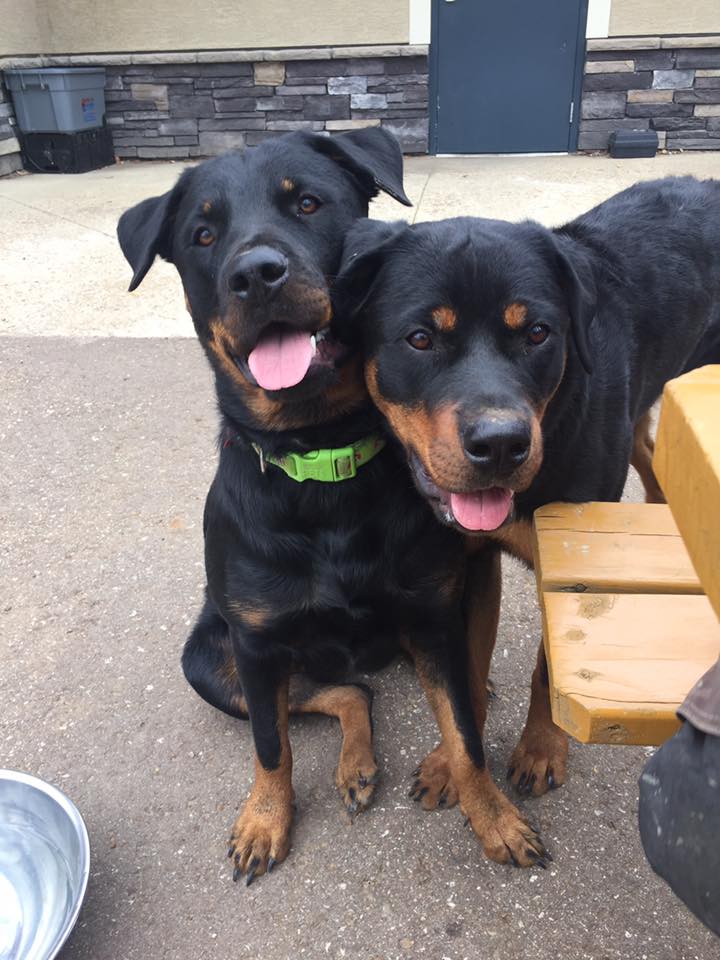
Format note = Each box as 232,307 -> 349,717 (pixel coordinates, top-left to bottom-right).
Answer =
430,0 -> 587,154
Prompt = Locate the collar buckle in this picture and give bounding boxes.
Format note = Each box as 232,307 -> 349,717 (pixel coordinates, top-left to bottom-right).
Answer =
331,446 -> 358,481
251,435 -> 385,483
281,445 -> 357,483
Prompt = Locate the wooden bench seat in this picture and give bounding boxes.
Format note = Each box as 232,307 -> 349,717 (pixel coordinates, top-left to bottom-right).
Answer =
533,502 -> 703,595
533,502 -> 720,746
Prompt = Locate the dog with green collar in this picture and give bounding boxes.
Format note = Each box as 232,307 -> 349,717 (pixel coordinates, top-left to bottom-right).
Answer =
118,128 -> 548,886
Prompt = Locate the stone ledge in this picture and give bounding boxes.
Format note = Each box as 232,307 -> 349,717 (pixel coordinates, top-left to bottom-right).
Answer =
262,48 -> 332,62
660,35 -> 720,49
587,34 -> 720,53
133,52 -> 198,64
0,45 -> 428,70
587,37 -> 660,51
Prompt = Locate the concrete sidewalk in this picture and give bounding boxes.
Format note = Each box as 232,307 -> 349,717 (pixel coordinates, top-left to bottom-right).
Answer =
2,154 -> 720,960
1,151 -> 720,337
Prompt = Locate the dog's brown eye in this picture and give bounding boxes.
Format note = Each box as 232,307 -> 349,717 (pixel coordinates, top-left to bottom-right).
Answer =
298,195 -> 321,215
194,227 -> 215,247
407,330 -> 433,351
527,323 -> 550,346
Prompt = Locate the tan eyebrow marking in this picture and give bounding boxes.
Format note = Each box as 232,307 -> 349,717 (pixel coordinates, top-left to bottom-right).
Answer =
281,178 -> 295,192
432,306 -> 457,332
503,303 -> 528,329
202,201 -> 212,214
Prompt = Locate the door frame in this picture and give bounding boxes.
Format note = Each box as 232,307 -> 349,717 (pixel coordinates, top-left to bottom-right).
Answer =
428,0 -> 589,155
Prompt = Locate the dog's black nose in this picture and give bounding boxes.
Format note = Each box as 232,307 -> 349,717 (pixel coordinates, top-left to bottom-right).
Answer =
228,246 -> 289,300
462,419 -> 531,473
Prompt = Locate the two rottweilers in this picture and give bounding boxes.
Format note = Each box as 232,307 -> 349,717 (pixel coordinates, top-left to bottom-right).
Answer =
118,130 -> 548,885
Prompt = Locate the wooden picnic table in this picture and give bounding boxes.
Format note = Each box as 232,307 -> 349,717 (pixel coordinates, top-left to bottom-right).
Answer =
653,365 -> 720,620
533,366 -> 720,746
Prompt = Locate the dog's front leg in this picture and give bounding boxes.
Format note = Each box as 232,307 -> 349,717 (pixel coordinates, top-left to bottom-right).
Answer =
226,633 -> 294,885
409,545 -> 501,811
408,624 -> 549,868
508,639 -> 569,797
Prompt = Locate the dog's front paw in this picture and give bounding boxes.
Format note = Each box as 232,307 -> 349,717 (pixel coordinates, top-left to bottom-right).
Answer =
408,744 -> 459,810
336,743 -> 378,818
508,721 -> 568,797
228,792 -> 293,886
461,770 -> 550,868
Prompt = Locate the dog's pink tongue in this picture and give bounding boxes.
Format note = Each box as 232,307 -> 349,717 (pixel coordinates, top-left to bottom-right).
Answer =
449,488 -> 513,531
248,328 -> 314,391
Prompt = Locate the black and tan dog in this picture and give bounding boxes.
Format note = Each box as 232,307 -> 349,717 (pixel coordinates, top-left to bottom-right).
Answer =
117,130 -> 548,885
336,175 -> 720,800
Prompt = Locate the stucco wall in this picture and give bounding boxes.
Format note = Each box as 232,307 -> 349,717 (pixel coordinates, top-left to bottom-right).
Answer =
0,0 -> 47,55
609,0 -> 720,37
0,0 -> 409,56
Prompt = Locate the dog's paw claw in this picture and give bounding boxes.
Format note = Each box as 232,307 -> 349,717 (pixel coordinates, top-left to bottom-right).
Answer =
227,798 -> 292,885
508,724 -> 568,798
409,746 -> 459,811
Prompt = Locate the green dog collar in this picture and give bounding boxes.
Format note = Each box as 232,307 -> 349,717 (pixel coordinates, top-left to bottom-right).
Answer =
251,434 -> 386,483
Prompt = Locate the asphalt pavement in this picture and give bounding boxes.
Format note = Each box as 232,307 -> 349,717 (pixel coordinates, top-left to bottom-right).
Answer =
2,152 -> 720,959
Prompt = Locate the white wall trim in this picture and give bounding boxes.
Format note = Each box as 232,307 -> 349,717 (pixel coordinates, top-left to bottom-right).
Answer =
586,0 -> 611,38
411,0 -> 610,45
409,0 -> 431,45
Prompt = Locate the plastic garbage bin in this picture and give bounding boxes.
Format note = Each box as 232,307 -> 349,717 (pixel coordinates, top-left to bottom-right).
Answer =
4,67 -> 106,134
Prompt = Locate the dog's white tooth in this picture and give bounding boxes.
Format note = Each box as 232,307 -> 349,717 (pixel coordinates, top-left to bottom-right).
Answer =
310,334 -> 317,355
440,503 -> 454,524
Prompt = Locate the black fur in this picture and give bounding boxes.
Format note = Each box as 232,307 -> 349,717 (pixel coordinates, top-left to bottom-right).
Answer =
337,176 -> 720,532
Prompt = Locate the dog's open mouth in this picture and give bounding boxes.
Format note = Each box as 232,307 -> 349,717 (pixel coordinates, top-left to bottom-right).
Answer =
238,323 -> 348,391
410,456 -> 514,532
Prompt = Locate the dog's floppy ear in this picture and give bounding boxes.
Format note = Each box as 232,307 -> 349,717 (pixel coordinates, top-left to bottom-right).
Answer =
305,128 -> 412,207
117,175 -> 187,291
334,219 -> 408,326
551,232 -> 597,375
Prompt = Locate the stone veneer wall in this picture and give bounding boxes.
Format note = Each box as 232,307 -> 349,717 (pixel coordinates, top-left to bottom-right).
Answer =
105,55 -> 429,157
0,47 -> 428,170
580,38 -> 720,151
5,39 -> 720,167
0,74 -> 22,176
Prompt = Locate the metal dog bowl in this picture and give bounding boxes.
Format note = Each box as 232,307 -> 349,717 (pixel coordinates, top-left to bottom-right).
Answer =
0,771 -> 89,960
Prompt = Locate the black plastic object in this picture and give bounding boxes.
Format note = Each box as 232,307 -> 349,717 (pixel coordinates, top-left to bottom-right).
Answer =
19,124 -> 114,174
608,129 -> 658,159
